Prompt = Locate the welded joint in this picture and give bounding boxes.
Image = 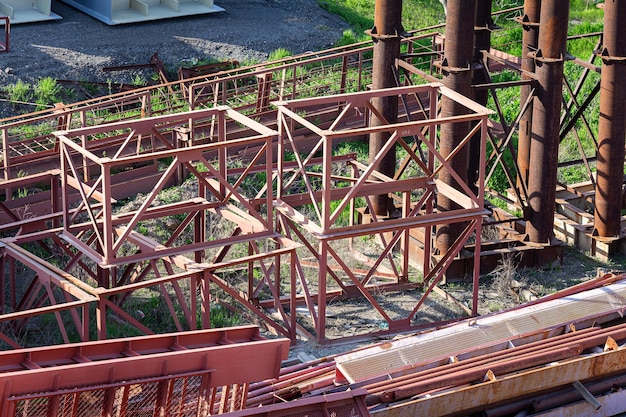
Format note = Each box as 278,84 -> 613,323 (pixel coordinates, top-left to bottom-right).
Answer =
474,22 -> 500,32
604,336 -> 619,352
572,380 -> 602,410
483,369 -> 496,382
528,50 -> 566,66
434,58 -> 472,75
514,14 -> 540,30
365,26 -> 410,43
594,47 -> 626,65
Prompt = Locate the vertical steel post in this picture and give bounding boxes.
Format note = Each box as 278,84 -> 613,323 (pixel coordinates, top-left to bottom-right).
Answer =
436,0 -> 476,253
525,0 -> 569,243
468,0 -> 492,191
517,0 -> 541,192
369,0 -> 403,217
594,1 -> 626,237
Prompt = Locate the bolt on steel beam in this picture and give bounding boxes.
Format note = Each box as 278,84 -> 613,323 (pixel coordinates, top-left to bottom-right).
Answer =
368,0 -> 403,217
436,0 -> 477,253
525,0 -> 569,244
517,0 -> 541,192
594,0 -> 626,238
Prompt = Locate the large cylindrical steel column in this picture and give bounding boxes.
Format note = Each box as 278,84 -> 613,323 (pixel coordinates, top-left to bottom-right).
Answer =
435,0 -> 477,253
525,0 -> 569,243
369,0 -> 403,217
517,0 -> 541,191
594,0 -> 626,237
468,0 -> 492,191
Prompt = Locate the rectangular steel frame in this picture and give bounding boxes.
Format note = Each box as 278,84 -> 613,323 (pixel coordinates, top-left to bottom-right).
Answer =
273,83 -> 492,343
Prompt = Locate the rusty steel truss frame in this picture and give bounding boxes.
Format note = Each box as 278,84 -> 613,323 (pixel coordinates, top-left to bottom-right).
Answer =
0,83 -> 491,347
1,5 -> 621,347
0,106 -> 304,347
272,83 -> 491,343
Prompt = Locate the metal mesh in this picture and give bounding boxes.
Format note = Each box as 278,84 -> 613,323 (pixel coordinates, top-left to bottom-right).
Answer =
13,397 -> 48,416
168,375 -> 203,416
125,382 -> 159,417
76,389 -> 106,416
6,376 -> 255,416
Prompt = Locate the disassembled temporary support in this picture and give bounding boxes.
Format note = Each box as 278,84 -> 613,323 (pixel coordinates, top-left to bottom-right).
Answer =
60,0 -> 224,25
0,326 -> 289,416
0,0 -> 60,24
0,106 -> 304,348
273,83 -> 492,344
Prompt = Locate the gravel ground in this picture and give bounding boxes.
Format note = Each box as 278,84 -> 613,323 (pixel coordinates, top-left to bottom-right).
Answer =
0,0 -> 349,86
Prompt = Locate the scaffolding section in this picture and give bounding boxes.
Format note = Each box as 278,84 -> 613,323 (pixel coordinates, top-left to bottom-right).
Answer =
0,106 -> 302,348
273,83 -> 492,343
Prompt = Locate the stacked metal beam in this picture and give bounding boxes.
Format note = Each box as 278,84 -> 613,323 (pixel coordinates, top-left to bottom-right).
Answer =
235,274 -> 626,416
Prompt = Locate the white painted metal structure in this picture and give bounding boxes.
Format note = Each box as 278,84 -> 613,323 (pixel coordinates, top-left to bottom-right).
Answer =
0,0 -> 60,24
60,0 -> 223,25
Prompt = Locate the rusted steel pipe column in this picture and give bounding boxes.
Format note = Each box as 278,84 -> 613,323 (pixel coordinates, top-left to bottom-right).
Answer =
594,0 -> 626,238
468,0 -> 492,191
369,0 -> 403,217
517,0 -> 541,191
435,0 -> 476,253
525,0 -> 569,243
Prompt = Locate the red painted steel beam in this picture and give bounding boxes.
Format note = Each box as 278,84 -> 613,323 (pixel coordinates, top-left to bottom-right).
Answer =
435,0 -> 477,253
594,0 -> 626,237
517,0 -> 541,192
0,326 -> 266,373
0,329 -> 289,401
525,0 -> 569,243
369,0 -> 402,216
229,389 -> 370,417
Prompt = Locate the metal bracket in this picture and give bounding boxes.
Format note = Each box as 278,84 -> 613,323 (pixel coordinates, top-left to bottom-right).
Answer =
365,25 -> 409,43
594,47 -> 626,64
514,14 -> 540,30
529,49 -> 565,66
434,58 -> 472,75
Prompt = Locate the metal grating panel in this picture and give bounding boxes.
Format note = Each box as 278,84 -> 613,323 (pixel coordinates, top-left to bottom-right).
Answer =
335,280 -> 626,382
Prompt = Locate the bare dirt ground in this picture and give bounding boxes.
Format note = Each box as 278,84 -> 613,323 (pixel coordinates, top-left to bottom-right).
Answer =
0,0 -> 348,86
